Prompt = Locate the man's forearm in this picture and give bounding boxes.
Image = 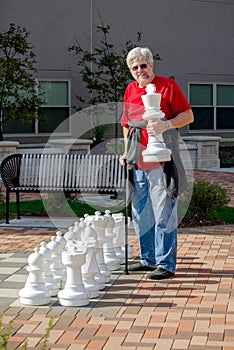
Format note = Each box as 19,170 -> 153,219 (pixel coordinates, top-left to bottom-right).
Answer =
123,127 -> 129,153
169,109 -> 194,129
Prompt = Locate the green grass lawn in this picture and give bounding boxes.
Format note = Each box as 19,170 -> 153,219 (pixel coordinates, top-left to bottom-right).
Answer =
211,206 -> 234,223
0,196 -> 126,221
0,198 -> 234,224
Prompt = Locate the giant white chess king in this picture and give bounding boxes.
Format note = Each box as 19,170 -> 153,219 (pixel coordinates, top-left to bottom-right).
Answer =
141,83 -> 171,163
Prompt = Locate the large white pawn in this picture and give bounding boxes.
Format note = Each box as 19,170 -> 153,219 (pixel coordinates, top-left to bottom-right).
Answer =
88,211 -> 111,283
19,247 -> 51,305
39,241 -> 58,297
47,236 -> 65,289
56,230 -> 68,278
73,221 -> 85,241
78,217 -> 87,241
82,223 -> 101,298
103,210 -> 121,271
64,226 -> 77,242
58,247 -> 89,307
84,213 -> 90,222
55,230 -> 66,251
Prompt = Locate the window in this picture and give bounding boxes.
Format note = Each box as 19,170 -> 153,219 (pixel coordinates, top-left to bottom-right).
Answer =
189,83 -> 234,131
217,85 -> 234,129
4,80 -> 70,135
38,81 -> 70,133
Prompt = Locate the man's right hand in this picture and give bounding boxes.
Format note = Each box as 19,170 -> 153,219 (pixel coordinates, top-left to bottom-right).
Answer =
119,154 -> 126,166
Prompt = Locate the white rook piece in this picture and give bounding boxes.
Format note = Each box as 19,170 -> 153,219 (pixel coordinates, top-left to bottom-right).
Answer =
58,246 -> 90,307
141,83 -> 171,162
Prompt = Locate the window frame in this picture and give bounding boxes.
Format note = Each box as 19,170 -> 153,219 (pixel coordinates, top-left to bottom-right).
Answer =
37,79 -> 71,135
4,78 -> 71,137
188,82 -> 234,132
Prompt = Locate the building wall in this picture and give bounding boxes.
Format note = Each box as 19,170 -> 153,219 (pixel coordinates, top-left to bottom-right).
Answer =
1,0 -> 234,143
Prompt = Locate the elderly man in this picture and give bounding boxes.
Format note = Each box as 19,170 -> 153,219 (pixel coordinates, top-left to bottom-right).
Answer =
120,47 -> 194,280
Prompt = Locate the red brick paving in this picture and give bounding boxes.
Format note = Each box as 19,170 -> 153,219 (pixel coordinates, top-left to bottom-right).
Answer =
0,169 -> 233,349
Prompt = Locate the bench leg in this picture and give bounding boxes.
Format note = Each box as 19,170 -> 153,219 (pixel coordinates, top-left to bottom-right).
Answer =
16,192 -> 21,220
5,190 -> 10,224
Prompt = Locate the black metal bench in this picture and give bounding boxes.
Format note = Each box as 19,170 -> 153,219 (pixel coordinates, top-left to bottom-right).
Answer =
0,153 -> 127,223
0,152 -> 131,273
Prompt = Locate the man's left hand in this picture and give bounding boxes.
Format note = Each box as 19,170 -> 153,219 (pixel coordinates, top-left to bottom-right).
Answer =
147,119 -> 171,136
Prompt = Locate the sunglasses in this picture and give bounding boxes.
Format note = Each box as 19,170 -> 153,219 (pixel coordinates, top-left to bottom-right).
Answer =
131,63 -> 147,71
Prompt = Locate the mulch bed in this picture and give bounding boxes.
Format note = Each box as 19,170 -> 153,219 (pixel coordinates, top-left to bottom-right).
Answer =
179,216 -> 227,228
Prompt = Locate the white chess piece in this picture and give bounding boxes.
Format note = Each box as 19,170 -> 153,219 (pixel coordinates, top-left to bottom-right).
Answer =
103,210 -> 121,271
81,223 -> 101,298
112,213 -> 125,264
46,236 -> 65,289
73,220 -> 85,241
64,226 -> 77,242
58,246 -> 89,307
77,217 -> 86,241
19,247 -> 51,305
141,83 -> 171,162
55,230 -> 66,250
84,213 -> 90,222
88,211 -> 111,283
39,241 -> 58,297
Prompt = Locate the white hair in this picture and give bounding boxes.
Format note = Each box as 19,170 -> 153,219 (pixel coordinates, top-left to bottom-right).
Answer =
126,47 -> 154,68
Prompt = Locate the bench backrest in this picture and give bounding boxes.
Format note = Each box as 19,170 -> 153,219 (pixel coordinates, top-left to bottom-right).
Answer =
0,153 -> 126,192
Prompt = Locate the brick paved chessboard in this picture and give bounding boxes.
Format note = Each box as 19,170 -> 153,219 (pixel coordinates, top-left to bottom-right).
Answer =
0,226 -> 234,350
0,251 -> 131,311
0,252 -> 29,307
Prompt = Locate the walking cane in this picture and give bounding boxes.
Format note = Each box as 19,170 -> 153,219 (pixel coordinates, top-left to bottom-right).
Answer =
124,160 -> 129,275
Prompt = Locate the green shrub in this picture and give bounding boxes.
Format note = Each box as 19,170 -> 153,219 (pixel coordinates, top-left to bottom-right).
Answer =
188,180 -> 230,220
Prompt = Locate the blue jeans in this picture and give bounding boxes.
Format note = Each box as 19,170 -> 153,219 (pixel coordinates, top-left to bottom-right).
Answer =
131,167 -> 178,273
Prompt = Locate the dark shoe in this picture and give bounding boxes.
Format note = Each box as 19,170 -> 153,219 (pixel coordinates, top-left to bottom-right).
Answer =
128,262 -> 155,272
148,267 -> 174,280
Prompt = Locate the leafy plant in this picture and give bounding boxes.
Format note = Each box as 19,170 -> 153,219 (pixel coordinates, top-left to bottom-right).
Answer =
68,21 -> 161,140
0,23 -> 44,140
187,180 -> 230,220
0,314 -> 27,349
41,317 -> 54,350
220,157 -> 232,168
0,315 -> 54,350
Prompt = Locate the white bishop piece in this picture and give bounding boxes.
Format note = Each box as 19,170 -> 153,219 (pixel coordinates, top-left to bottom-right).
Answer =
141,83 -> 171,162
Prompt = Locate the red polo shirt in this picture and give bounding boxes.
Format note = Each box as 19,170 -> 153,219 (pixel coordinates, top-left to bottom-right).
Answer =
121,76 -> 191,170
